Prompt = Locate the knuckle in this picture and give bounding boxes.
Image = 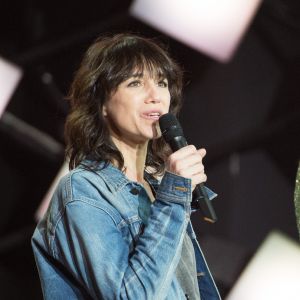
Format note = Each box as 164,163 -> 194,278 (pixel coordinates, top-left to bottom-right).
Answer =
189,145 -> 197,151
199,148 -> 206,158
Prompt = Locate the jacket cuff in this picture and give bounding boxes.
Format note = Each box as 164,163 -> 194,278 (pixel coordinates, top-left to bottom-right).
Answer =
156,171 -> 192,204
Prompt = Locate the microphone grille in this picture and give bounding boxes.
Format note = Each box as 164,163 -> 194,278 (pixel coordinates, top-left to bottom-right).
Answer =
159,113 -> 180,131
159,113 -> 183,141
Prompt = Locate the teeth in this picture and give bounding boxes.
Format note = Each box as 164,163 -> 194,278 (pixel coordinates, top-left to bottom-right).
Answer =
149,113 -> 160,116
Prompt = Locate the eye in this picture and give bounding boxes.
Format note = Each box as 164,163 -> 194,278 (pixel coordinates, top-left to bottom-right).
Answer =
127,80 -> 142,87
157,79 -> 168,88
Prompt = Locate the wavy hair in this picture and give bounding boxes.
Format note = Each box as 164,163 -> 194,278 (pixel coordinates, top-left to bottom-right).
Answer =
65,33 -> 183,174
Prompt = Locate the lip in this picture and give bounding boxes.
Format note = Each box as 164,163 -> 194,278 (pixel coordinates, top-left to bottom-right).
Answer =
141,109 -> 164,120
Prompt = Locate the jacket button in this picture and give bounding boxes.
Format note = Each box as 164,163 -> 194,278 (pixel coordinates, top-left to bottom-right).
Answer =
130,187 -> 140,195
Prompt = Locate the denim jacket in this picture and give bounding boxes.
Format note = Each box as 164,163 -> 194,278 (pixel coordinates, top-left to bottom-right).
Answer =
32,162 -> 221,300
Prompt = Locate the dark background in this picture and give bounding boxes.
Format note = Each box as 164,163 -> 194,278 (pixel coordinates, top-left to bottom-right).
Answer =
0,0 -> 299,298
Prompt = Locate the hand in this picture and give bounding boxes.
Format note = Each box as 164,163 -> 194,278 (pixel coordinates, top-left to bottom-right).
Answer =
165,145 -> 207,191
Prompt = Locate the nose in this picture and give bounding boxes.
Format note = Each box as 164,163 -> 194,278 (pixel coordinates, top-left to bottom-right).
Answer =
144,81 -> 161,103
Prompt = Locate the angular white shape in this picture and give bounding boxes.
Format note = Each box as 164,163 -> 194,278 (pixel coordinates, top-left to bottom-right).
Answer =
226,231 -> 300,300
0,57 -> 22,117
130,0 -> 262,62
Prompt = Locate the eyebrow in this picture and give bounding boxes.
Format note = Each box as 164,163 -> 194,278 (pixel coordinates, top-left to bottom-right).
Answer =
128,71 -> 167,80
129,72 -> 143,78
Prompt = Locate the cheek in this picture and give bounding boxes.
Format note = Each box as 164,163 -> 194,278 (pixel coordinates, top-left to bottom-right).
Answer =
164,92 -> 171,111
167,96 -> 171,107
105,102 -> 136,130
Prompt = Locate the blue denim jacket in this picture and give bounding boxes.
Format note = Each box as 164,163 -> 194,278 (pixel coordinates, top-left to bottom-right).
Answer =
32,162 -> 221,300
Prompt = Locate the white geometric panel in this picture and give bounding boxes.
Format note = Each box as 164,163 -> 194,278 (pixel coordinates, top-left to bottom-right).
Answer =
226,231 -> 300,300
130,0 -> 262,62
0,57 -> 22,117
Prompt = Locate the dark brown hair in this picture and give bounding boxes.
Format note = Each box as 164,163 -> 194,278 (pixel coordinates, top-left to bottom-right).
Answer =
65,33 -> 183,174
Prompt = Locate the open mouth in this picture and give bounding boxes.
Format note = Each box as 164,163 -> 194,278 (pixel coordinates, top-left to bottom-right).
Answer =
142,112 -> 161,120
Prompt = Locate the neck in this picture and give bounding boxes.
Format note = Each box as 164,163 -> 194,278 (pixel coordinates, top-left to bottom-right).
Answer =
111,136 -> 148,182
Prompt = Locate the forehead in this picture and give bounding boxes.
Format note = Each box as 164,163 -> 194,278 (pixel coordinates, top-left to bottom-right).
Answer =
125,63 -> 167,80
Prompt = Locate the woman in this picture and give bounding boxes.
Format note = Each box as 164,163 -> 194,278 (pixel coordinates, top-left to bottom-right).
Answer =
32,33 -> 220,300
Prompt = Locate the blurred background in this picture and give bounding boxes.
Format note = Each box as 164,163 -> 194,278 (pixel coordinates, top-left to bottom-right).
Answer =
0,0 -> 299,299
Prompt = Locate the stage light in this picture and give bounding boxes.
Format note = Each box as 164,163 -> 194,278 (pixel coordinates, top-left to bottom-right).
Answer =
130,0 -> 262,62
226,231 -> 300,300
0,57 -> 22,117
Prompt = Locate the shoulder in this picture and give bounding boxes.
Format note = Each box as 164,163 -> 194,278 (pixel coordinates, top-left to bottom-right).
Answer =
46,165 -> 122,228
56,166 -> 110,204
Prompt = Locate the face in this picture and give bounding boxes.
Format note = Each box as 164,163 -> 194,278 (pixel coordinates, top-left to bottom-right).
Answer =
102,69 -> 171,145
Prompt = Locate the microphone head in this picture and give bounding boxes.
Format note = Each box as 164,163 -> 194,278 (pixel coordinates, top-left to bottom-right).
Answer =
159,113 -> 184,142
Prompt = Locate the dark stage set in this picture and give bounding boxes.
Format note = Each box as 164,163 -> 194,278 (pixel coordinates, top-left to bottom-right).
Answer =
0,0 -> 299,299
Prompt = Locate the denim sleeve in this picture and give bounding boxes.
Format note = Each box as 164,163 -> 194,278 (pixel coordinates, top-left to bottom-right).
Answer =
52,171 -> 192,300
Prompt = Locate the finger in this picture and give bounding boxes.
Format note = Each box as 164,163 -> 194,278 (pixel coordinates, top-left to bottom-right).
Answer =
167,145 -> 197,170
179,162 -> 204,178
197,148 -> 206,159
169,145 -> 197,161
191,173 -> 207,187
172,152 -> 204,173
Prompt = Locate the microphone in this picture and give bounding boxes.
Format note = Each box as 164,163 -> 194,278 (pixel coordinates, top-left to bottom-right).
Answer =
159,113 -> 217,223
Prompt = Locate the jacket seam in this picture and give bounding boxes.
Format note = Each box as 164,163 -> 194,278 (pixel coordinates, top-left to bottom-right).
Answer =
50,198 -> 124,259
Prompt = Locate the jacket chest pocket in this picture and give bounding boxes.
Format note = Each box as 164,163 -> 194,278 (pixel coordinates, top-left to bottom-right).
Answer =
120,217 -> 145,252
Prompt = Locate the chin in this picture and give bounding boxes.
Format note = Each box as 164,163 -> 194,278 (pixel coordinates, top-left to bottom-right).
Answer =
142,133 -> 156,141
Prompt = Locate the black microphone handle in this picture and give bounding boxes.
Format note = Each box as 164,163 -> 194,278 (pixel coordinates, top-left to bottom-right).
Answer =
167,136 -> 217,223
192,184 -> 217,223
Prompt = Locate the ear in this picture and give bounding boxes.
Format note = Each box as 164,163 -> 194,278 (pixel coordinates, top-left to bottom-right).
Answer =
102,104 -> 108,117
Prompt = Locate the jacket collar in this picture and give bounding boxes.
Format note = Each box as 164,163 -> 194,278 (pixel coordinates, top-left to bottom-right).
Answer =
80,160 -> 160,194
